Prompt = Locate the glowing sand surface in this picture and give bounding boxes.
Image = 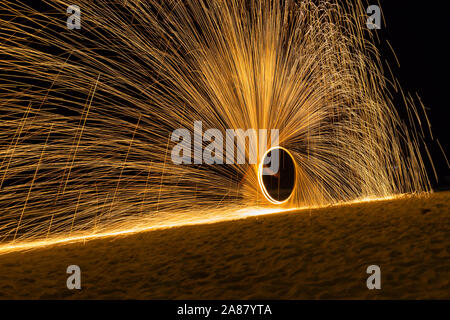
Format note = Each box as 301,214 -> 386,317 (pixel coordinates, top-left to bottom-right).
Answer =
0,194 -> 402,255
0,191 -> 448,299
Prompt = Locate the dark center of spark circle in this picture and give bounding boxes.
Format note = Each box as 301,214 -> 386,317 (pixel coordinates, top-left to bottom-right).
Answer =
261,148 -> 296,202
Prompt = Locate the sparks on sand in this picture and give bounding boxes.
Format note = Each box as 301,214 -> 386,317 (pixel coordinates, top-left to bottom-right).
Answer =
0,194 -> 404,255
0,0 -> 432,246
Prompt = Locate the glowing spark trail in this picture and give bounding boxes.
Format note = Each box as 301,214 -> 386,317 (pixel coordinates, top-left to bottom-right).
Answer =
0,0 -> 431,246
0,195 -> 404,255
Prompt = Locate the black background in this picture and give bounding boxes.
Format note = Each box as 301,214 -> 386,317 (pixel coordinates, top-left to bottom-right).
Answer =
377,0 -> 449,190
1,300 -> 448,318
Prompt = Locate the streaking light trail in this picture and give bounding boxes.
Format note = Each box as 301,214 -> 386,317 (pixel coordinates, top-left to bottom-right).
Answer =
0,0 -> 432,247
0,194 -> 407,255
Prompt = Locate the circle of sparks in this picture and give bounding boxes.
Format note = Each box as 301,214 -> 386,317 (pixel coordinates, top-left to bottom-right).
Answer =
258,147 -> 297,205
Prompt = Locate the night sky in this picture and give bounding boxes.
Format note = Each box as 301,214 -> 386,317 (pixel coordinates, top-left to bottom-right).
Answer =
377,0 -> 450,190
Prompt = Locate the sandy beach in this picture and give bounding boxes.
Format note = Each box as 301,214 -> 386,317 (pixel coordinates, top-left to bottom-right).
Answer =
0,191 -> 448,299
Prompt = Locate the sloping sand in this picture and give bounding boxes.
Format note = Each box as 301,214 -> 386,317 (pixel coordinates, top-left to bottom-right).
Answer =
0,192 -> 449,299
